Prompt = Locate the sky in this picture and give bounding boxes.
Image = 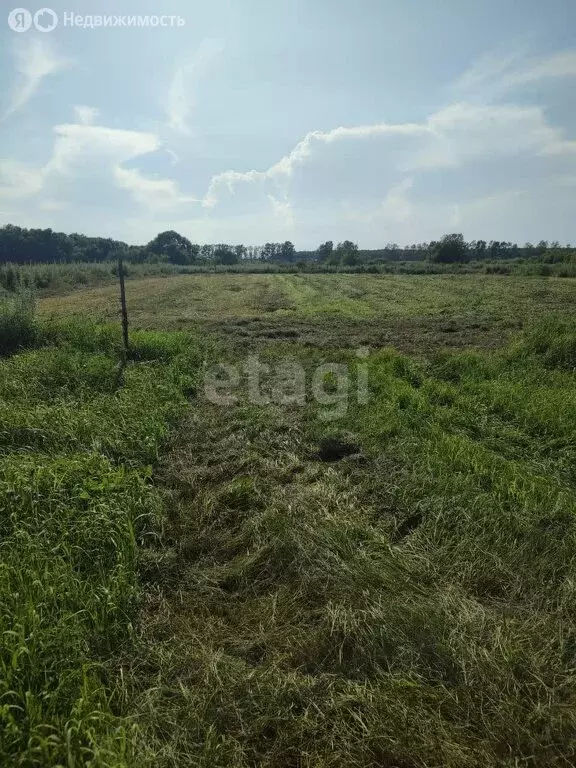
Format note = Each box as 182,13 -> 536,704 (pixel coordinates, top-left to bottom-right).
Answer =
0,0 -> 575,248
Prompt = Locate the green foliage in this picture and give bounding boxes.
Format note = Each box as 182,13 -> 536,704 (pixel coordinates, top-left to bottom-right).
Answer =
0,291 -> 37,356
0,223 -> 142,264
280,240 -> 296,262
214,244 -> 239,265
335,240 -> 359,266
429,233 -> 469,263
1,224 -> 575,274
316,240 -> 334,261
0,319 -> 206,766
144,230 -> 199,265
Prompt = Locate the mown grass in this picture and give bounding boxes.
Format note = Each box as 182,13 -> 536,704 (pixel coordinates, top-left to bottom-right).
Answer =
2,256 -> 575,299
39,273 -> 576,354
0,310 -> 211,766
3,274 -> 576,766
121,318 -> 576,767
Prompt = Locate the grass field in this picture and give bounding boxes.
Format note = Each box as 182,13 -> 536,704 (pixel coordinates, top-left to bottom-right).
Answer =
3,273 -> 576,766
40,273 -> 576,352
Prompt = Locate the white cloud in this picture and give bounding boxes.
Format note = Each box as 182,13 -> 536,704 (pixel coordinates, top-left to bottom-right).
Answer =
267,194 -> 294,229
509,50 -> 576,85
342,178 -> 415,229
380,178 -> 414,224
409,102 -> 568,170
9,109 -> 196,217
113,166 -> 200,212
455,48 -> 527,93
0,160 -> 44,199
203,122 -> 427,208
0,112 -> 164,215
203,169 -> 267,208
268,123 -> 427,179
3,36 -> 68,120
73,105 -> 100,125
203,98 -> 576,211
166,37 -> 225,134
194,63 -> 576,246
455,48 -> 576,100
45,123 -> 161,176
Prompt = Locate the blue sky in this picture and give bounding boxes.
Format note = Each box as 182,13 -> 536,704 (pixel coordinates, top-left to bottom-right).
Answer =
1,0 -> 575,247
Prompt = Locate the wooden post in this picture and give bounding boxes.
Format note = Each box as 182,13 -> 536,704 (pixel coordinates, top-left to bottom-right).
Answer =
118,256 -> 129,375
118,257 -> 129,354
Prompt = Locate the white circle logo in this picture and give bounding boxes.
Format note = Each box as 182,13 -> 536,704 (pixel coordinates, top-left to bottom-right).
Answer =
8,8 -> 32,31
34,7 -> 58,32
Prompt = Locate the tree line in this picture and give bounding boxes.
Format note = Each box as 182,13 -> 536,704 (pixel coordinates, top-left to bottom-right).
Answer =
0,224 -> 572,266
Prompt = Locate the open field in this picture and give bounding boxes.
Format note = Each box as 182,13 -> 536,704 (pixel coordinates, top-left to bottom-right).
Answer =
40,273 -> 576,352
2,273 -> 576,766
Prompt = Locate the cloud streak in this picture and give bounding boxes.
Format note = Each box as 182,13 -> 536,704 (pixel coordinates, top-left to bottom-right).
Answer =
455,48 -> 576,99
114,166 -> 201,212
165,37 -> 225,134
3,36 -> 68,120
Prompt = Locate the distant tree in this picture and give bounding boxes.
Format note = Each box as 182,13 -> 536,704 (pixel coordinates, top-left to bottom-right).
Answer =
317,241 -> 334,261
235,244 -> 247,261
429,233 -> 468,263
199,244 -> 213,261
488,240 -> 502,260
145,230 -> 198,264
214,244 -> 238,265
280,241 -> 296,262
246,245 -> 263,260
474,240 -> 487,259
335,240 -> 359,266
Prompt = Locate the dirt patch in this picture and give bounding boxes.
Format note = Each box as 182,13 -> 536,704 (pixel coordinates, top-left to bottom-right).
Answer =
315,434 -> 361,462
208,314 -> 521,354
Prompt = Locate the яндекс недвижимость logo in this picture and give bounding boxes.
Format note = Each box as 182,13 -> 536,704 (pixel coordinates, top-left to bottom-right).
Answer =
7,7 -> 58,32
7,8 -> 185,30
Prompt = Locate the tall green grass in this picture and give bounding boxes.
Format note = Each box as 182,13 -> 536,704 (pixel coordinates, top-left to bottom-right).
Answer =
0,292 -> 37,356
0,315 -> 209,766
2,258 -> 574,298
